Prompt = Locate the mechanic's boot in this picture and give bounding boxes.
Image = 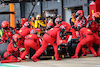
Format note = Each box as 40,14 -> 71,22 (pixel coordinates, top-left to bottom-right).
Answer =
17,58 -> 22,62
97,51 -> 100,56
71,54 -> 79,58
55,57 -> 62,61
97,53 -> 100,56
31,56 -> 40,62
86,51 -> 91,54
0,56 -> 1,61
94,53 -> 97,57
81,48 -> 86,56
86,49 -> 91,54
1,60 -> 17,63
97,48 -> 100,56
81,52 -> 86,56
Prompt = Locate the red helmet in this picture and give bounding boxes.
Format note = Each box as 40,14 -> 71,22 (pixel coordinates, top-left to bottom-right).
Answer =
92,12 -> 100,20
30,29 -> 37,34
75,10 -> 83,18
98,29 -> 100,32
24,22 -> 31,28
60,25 -> 66,33
21,18 -> 27,26
47,22 -> 53,30
55,18 -> 62,25
92,12 -> 100,22
1,21 -> 9,29
97,12 -> 100,15
13,34 -> 21,43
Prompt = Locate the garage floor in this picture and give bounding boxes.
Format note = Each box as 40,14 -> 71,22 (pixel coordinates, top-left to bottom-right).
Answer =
1,56 -> 100,67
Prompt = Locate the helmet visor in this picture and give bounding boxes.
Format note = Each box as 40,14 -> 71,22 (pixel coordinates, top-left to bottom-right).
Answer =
75,13 -> 80,18
3,27 -> 8,30
57,21 -> 62,24
95,17 -> 100,23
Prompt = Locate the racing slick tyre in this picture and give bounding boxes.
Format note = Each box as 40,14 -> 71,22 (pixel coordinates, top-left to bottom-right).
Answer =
0,42 -> 9,58
68,40 -> 82,57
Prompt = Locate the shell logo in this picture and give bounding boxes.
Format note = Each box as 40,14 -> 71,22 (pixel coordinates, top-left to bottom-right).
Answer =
23,18 -> 25,20
50,28 -> 53,30
76,32 -> 78,34
87,29 -> 91,32
5,33 -> 7,35
19,30 -> 22,33
29,35 -> 32,37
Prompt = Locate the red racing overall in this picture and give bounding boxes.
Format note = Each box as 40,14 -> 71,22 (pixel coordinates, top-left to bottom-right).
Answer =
1,41 -> 19,63
1,27 -> 18,43
18,34 -> 40,61
71,28 -> 97,58
31,27 -> 62,62
93,33 -> 100,56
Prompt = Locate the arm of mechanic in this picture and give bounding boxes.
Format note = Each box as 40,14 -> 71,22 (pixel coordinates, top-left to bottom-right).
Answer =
38,21 -> 46,27
57,30 -> 62,46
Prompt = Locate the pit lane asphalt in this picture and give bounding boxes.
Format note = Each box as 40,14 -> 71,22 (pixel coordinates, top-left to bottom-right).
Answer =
11,56 -> 100,67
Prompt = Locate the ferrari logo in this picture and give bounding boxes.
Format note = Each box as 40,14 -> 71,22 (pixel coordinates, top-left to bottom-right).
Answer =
29,35 -> 32,37
92,10 -> 94,14
19,30 -> 22,33
50,28 -> 53,30
5,33 -> 7,35
15,36 -> 17,38
87,29 -> 91,32
91,25 -> 94,27
96,23 -> 98,25
76,32 -> 78,34
3,24 -> 5,26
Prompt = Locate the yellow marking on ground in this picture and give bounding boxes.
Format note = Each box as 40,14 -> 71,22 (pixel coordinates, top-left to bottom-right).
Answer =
21,60 -> 27,62
82,56 -> 90,58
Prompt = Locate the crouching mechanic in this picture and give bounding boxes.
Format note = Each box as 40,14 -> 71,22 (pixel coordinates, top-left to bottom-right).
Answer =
31,25 -> 67,62
71,27 -> 97,58
18,29 -> 40,62
0,34 -> 21,63
18,22 -> 41,58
